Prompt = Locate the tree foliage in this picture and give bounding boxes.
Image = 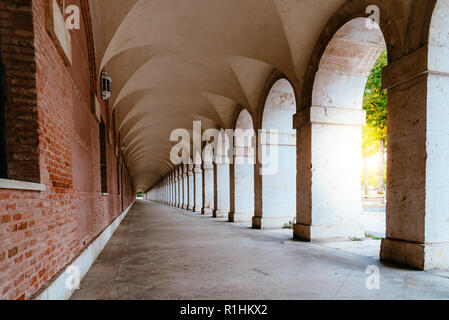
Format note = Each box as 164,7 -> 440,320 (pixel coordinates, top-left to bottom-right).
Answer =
362,50 -> 388,157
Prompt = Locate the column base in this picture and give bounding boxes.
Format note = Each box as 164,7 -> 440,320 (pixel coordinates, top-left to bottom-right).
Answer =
252,216 -> 294,229
202,207 -> 213,215
293,223 -> 365,241
228,212 -> 253,223
177,203 -> 182,208
213,210 -> 229,218
188,205 -> 194,211
380,238 -> 449,270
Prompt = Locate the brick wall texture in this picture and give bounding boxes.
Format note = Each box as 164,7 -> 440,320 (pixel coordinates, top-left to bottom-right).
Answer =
0,0 -> 136,300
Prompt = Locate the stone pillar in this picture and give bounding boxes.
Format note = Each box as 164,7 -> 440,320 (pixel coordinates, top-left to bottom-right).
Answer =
252,130 -> 296,229
169,173 -> 173,205
213,162 -> 230,218
202,162 -> 214,214
160,181 -> 163,203
165,178 -> 169,204
166,177 -> 169,204
182,164 -> 188,209
164,179 -> 167,204
168,174 -> 173,206
187,164 -> 194,210
293,106 -> 366,240
378,46 -> 449,270
177,166 -> 182,208
172,171 -> 176,206
173,171 -> 177,205
229,145 -> 254,222
193,163 -> 203,213
171,172 -> 176,206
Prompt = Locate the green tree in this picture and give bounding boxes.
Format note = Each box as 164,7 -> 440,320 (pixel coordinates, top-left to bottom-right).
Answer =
363,50 -> 388,142
362,50 -> 388,194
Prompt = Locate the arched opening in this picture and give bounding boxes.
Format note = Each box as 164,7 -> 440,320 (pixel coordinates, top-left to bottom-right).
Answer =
296,17 -> 387,247
230,109 -> 255,223
361,50 -> 388,242
256,79 -> 296,229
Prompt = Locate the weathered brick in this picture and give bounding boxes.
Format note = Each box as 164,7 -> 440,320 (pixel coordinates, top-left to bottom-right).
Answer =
0,214 -> 11,224
0,0 -> 135,301
8,247 -> 18,258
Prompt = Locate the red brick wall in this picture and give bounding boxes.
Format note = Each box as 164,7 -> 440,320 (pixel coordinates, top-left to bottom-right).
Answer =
0,0 -> 135,300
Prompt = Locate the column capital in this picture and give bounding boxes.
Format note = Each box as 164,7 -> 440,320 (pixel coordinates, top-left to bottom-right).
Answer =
194,163 -> 202,173
382,45 -> 428,90
202,163 -> 213,170
382,44 -> 449,90
215,156 -> 231,165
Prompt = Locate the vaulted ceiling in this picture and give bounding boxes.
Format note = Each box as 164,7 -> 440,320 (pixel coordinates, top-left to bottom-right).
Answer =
88,0 -> 413,192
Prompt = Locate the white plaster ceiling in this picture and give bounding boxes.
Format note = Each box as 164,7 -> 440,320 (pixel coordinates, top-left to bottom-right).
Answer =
88,0 -> 412,192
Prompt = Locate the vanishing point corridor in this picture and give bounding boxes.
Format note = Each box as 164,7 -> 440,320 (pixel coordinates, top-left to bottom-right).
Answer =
72,200 -> 449,300
2,0 -> 449,303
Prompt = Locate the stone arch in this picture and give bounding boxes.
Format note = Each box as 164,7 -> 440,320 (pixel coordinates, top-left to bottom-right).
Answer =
295,15 -> 387,241
300,0 -> 403,112
252,74 -> 297,229
229,107 -> 255,223
405,0 -> 438,53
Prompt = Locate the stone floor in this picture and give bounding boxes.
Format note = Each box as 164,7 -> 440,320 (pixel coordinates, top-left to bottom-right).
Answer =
71,200 -> 449,300
362,197 -> 386,238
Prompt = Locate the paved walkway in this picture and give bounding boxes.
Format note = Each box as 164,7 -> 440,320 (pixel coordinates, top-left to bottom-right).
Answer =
71,200 -> 449,300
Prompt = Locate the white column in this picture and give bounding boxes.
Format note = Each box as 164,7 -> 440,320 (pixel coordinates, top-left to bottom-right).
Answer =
175,168 -> 180,207
193,163 -> 203,213
171,172 -> 175,206
165,178 -> 169,204
168,174 -> 172,205
182,164 -> 188,209
202,162 -> 214,214
213,162 -> 230,218
188,165 -> 194,210
294,107 -> 365,240
177,166 -> 183,208
161,181 -> 164,203
163,179 -> 166,204
230,145 -> 254,222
